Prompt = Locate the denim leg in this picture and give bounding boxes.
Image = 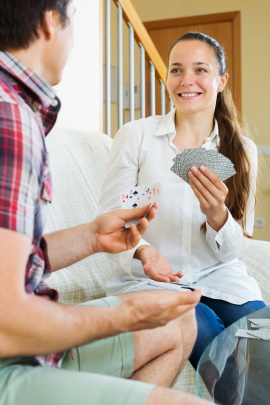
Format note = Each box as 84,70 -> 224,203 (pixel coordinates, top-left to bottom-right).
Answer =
200,297 -> 266,328
189,302 -> 225,369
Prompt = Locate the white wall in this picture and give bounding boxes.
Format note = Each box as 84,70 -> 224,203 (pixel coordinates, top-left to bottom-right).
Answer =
54,0 -> 102,132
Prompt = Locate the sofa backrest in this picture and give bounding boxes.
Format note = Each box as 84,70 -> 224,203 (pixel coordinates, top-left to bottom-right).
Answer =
45,128 -> 114,303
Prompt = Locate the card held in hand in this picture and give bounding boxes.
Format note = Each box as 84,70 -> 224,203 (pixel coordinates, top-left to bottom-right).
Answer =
170,148 -> 236,183
120,183 -> 162,228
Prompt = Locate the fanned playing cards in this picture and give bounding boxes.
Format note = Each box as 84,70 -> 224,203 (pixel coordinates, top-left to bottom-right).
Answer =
170,148 -> 236,183
120,183 -> 162,228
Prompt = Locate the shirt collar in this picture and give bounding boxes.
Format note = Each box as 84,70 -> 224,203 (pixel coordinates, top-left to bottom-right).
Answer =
0,51 -> 59,110
156,108 -> 177,136
205,118 -> 220,147
155,108 -> 220,147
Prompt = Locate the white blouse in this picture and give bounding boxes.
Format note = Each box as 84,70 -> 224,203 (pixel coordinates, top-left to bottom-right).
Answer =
98,109 -> 262,304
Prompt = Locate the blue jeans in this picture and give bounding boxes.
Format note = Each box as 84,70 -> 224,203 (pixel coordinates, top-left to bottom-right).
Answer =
190,297 -> 266,368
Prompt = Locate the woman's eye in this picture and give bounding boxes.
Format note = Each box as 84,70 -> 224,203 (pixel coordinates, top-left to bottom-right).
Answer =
170,68 -> 181,74
196,68 -> 207,73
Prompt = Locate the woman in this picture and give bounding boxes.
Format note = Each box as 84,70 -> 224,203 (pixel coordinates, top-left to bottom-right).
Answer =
98,32 -> 265,367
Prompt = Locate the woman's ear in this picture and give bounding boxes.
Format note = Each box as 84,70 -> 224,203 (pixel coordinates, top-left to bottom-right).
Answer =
218,72 -> 229,92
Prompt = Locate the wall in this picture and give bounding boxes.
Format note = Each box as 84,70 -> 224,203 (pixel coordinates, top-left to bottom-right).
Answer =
131,0 -> 270,241
55,0 -> 103,132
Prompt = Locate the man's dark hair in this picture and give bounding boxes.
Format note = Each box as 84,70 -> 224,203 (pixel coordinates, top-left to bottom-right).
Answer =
0,0 -> 71,50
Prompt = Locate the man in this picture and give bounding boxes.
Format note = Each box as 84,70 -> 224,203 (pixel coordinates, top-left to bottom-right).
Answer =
0,1 -> 210,404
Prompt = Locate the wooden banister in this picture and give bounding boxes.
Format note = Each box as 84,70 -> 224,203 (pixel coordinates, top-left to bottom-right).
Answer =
112,0 -> 167,84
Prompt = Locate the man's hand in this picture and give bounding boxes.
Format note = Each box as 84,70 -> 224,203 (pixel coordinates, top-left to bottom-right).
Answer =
137,246 -> 183,282
45,204 -> 157,272
92,204 -> 157,254
119,289 -> 201,331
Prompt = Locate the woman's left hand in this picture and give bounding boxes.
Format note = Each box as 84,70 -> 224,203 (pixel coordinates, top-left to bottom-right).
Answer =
188,165 -> 228,232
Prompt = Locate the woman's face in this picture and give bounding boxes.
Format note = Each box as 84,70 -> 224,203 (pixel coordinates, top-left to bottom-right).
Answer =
166,40 -> 228,116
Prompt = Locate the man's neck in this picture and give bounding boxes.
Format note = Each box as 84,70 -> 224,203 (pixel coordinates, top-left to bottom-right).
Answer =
7,44 -> 52,85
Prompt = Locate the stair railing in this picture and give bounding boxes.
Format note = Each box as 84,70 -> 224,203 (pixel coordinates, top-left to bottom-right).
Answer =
105,0 -> 172,136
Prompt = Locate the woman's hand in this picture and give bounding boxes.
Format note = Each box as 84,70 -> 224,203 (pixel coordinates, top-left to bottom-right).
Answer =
137,246 -> 183,283
188,165 -> 228,231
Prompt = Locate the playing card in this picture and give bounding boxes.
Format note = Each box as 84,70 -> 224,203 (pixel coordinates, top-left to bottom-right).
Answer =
235,329 -> 270,340
235,329 -> 256,339
120,183 -> 162,228
170,148 -> 236,183
120,184 -> 151,209
249,319 -> 270,329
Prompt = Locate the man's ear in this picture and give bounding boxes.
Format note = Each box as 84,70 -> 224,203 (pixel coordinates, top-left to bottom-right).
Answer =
40,10 -> 56,41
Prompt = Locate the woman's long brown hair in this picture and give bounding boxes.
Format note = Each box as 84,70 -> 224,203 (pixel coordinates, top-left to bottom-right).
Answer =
169,32 -> 254,236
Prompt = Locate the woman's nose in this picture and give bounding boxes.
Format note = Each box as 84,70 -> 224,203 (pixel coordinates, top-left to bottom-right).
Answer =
180,71 -> 194,86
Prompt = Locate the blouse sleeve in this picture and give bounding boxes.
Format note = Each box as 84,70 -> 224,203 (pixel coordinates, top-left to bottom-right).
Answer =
98,121 -> 150,275
205,137 -> 257,262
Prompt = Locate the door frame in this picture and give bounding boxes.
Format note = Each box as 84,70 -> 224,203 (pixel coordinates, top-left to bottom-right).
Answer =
144,11 -> 242,114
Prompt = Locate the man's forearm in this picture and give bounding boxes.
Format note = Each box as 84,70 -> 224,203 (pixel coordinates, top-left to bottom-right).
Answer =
44,222 -> 96,271
0,289 -> 201,358
0,293 -> 130,357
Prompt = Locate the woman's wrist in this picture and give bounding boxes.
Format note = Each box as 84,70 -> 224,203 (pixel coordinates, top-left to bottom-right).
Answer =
133,245 -> 150,260
207,207 -> 228,232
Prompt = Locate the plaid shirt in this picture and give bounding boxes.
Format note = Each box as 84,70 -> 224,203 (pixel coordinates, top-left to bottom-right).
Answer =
0,51 -> 63,367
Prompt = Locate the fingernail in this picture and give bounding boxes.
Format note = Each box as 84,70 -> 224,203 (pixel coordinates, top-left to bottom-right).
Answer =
191,166 -> 198,172
200,165 -> 206,171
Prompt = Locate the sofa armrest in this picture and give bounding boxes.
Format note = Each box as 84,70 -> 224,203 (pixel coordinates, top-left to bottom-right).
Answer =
239,239 -> 270,306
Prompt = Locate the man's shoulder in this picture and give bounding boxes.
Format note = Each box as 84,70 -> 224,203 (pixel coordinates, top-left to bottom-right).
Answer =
0,75 -> 36,123
0,69 -> 32,110
0,87 -> 34,129
0,78 -> 43,151
0,76 -> 18,105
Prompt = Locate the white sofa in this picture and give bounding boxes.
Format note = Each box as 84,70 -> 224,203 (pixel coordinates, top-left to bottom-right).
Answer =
45,127 -> 270,395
